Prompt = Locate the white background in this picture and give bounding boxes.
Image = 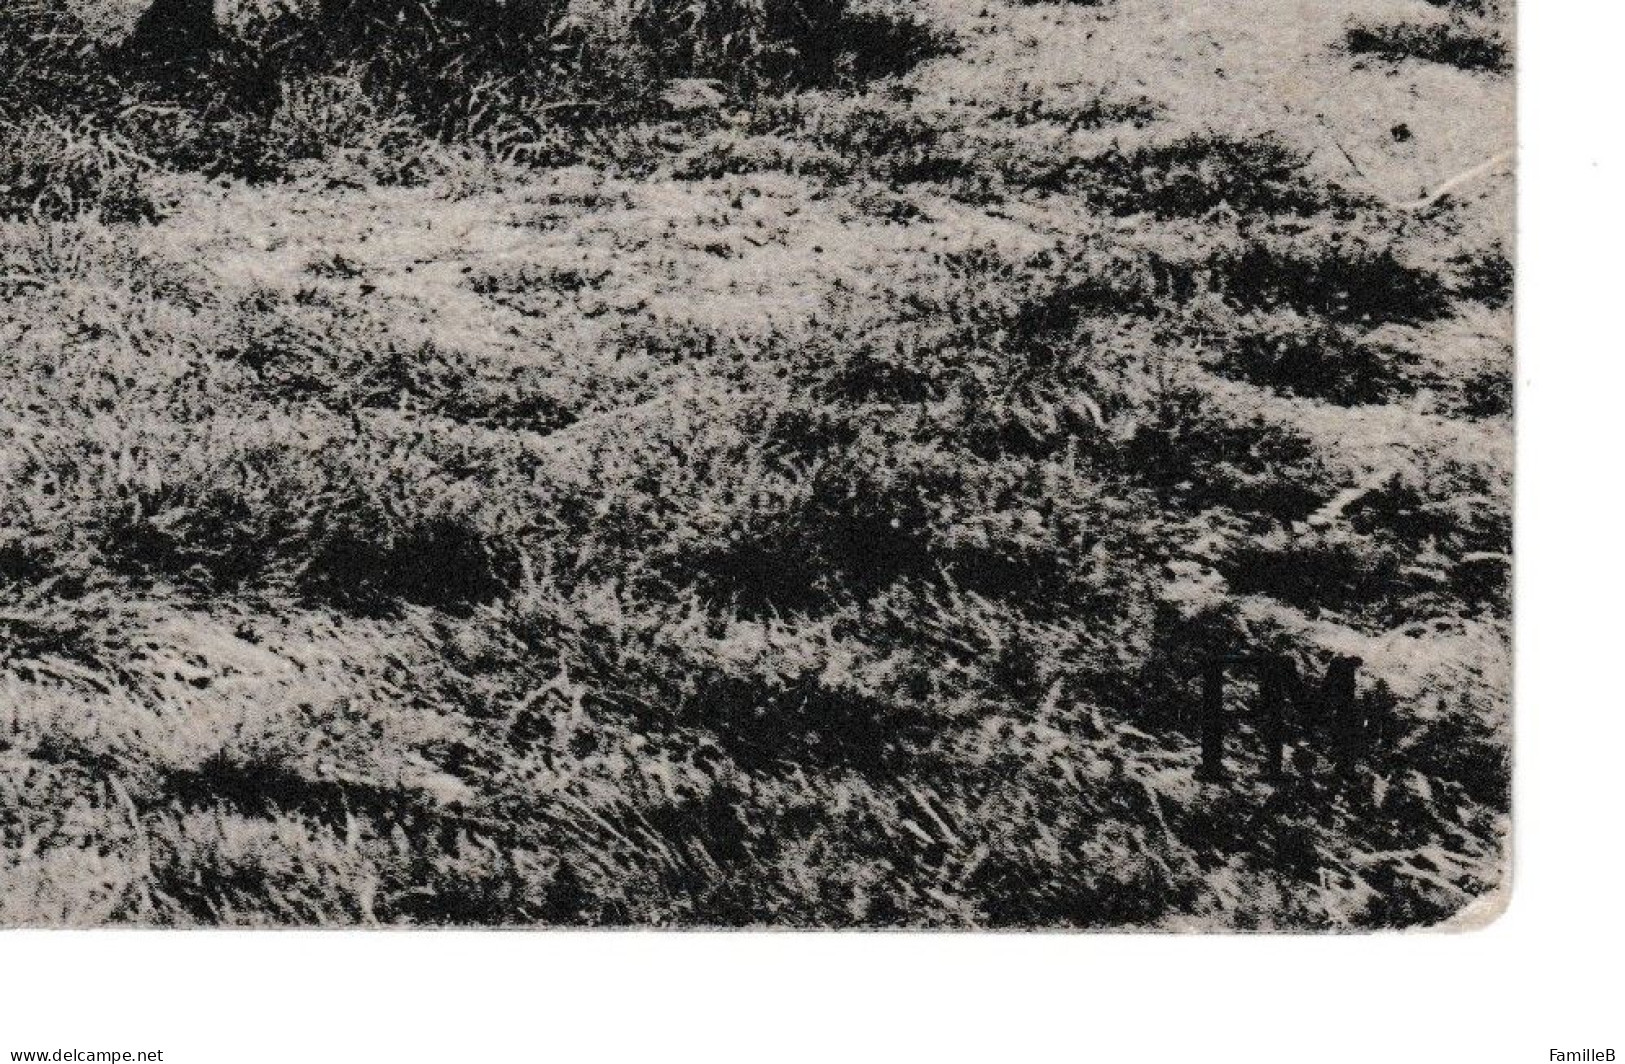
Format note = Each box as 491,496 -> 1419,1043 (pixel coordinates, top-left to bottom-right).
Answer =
2,1 -> 1621,1059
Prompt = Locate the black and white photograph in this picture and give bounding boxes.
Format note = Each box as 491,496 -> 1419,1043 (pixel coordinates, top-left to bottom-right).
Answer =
14,0 -> 1625,1058
0,0 -> 1515,932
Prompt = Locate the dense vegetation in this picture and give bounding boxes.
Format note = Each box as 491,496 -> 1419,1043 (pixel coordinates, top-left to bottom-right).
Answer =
0,0 -> 1511,926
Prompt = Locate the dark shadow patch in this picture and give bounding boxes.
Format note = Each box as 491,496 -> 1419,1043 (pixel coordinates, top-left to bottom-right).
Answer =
799,5 -> 959,84
120,0 -> 223,69
1108,402 -> 1329,519
1450,244 -> 1513,308
166,752 -> 441,827
1346,20 -> 1510,73
628,0 -> 957,89
1221,534 -> 1427,622
687,673 -> 934,774
1214,240 -> 1452,324
100,489 -> 276,594
303,514 -> 514,613
681,497 -> 937,618
1076,134 -> 1367,219
1455,362 -> 1513,419
1344,472 -> 1510,557
1208,320 -> 1415,406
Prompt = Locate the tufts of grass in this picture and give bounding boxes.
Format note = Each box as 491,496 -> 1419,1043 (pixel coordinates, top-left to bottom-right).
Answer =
0,0 -> 955,199
0,0 -> 1509,929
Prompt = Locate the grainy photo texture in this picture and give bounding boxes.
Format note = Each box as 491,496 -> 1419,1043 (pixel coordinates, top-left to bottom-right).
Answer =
0,0 -> 1511,928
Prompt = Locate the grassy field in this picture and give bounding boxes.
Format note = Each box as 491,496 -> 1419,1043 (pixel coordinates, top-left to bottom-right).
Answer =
0,0 -> 1511,927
